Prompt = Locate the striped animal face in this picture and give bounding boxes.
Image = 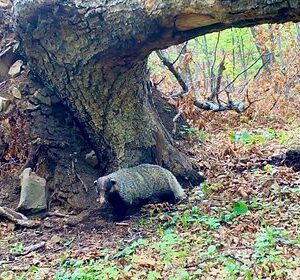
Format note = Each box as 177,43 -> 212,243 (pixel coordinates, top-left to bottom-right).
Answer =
94,177 -> 119,205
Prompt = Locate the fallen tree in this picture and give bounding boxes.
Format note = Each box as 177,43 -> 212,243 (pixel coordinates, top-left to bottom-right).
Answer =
9,0 -> 300,206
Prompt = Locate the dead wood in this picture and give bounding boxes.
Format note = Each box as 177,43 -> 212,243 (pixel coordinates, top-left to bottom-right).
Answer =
0,206 -> 40,228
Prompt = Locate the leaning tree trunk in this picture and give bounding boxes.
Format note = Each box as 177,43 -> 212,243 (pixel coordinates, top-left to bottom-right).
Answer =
12,0 -> 300,187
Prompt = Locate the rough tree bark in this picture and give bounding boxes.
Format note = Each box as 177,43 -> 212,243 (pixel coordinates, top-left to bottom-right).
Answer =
12,1 -> 300,189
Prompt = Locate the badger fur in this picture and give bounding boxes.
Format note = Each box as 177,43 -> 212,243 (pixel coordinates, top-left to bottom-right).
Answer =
94,164 -> 185,220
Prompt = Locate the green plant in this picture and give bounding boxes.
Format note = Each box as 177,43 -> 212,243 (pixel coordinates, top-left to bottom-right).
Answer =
168,269 -> 190,280
147,271 -> 161,280
167,207 -> 221,229
200,181 -> 223,196
287,115 -> 295,125
18,266 -> 39,280
223,257 -> 243,278
200,216 -> 221,229
254,225 -> 282,263
232,201 -> 249,215
152,232 -> 187,265
181,126 -> 210,142
229,129 -> 290,146
221,201 -> 249,224
262,164 -> 275,175
114,238 -> 146,259
201,181 -> 210,196
9,242 -> 24,254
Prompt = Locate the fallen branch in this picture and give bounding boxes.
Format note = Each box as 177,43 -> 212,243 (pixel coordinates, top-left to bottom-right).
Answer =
0,206 -> 40,228
185,254 -> 247,269
47,211 -> 70,218
116,222 -> 130,226
14,242 -> 46,256
193,100 -> 245,113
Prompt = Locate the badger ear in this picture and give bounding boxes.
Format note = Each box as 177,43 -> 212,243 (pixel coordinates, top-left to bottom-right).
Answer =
94,180 -> 99,194
110,179 -> 119,192
110,178 -> 117,185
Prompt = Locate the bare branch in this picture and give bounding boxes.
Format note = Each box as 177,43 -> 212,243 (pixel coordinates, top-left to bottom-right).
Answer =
217,53 -> 266,95
14,242 -> 46,256
171,42 -> 188,65
156,50 -> 189,93
172,109 -> 183,134
211,32 -> 221,76
209,54 -> 226,103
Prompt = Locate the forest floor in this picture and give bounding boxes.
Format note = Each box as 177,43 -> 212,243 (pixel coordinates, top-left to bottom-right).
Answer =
0,116 -> 300,280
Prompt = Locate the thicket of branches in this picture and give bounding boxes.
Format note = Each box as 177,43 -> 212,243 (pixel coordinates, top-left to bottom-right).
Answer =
151,23 -> 300,131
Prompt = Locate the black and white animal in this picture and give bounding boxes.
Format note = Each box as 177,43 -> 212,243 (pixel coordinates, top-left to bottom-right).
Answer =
94,164 -> 185,220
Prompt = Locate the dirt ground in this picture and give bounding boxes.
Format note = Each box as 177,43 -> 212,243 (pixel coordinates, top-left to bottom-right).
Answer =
0,127 -> 299,279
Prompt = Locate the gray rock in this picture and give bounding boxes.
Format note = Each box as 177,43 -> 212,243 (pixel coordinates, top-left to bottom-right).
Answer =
17,168 -> 47,213
0,45 -> 14,80
85,150 -> 98,167
11,86 -> 22,99
30,110 -> 42,117
25,102 -> 40,112
0,97 -> 10,113
28,96 -> 40,105
33,89 -> 51,106
8,60 -> 23,78
0,0 -> 10,8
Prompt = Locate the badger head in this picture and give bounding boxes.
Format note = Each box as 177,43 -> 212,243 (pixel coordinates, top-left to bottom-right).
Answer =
94,177 -> 119,205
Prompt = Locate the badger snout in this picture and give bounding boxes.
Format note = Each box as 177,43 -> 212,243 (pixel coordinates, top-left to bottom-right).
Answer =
94,179 -> 106,205
98,193 -> 106,205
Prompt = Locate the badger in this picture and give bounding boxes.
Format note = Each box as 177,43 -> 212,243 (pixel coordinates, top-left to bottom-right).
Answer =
94,164 -> 185,220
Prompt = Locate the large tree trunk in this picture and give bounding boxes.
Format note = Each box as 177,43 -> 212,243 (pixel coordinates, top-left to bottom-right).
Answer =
11,1 -> 300,193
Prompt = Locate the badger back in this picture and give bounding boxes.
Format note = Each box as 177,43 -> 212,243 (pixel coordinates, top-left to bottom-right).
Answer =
124,164 -> 184,200
101,164 -> 185,204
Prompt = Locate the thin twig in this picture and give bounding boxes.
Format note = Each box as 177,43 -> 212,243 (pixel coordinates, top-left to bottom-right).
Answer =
210,32 -> 221,76
254,57 -> 271,79
116,222 -> 130,226
76,173 -> 88,192
243,90 -> 265,111
172,42 -> 188,65
217,53 -> 266,95
155,76 -> 166,87
185,254 -> 247,269
209,54 -> 225,103
172,109 -> 183,134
